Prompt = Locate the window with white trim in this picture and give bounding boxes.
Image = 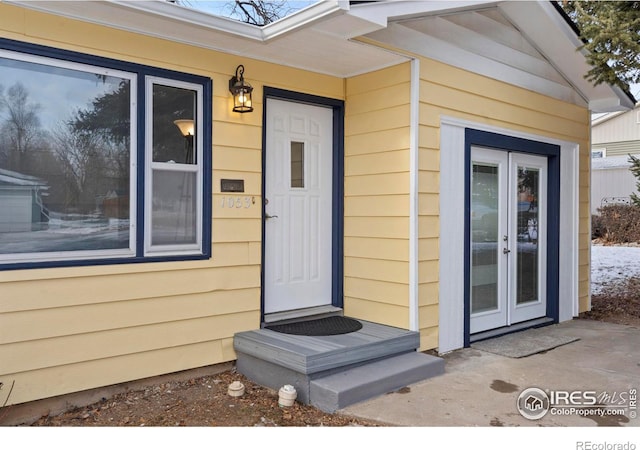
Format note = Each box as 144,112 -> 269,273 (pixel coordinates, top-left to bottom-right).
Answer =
0,41 -> 211,268
145,78 -> 204,255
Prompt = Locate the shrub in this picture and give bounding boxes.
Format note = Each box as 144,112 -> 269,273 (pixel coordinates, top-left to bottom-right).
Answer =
591,213 -> 605,239
594,204 -> 640,243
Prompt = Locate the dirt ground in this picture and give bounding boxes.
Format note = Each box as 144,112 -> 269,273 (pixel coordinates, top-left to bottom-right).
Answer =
8,275 -> 638,427
24,369 -> 384,427
580,276 -> 640,327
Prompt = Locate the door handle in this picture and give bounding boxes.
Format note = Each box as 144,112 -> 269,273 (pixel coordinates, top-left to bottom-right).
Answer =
265,213 -> 278,220
503,248 -> 511,254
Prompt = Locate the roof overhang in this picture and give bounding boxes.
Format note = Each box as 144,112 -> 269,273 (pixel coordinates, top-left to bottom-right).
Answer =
349,0 -> 635,112
4,0 -> 408,77
4,0 -> 634,112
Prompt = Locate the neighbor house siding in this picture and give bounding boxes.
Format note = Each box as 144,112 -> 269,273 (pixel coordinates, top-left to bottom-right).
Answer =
418,57 -> 592,328
0,4 -> 344,406
343,63 -> 412,329
592,109 -> 640,144
592,141 -> 640,158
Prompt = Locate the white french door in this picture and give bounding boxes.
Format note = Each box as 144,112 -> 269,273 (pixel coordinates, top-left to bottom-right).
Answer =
263,98 -> 333,314
470,147 -> 548,334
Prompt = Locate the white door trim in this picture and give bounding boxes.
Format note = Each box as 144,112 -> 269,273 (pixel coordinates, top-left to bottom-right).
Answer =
409,58 -> 420,332
438,116 -> 579,353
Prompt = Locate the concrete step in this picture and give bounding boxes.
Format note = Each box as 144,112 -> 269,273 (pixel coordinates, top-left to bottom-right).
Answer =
234,320 -> 420,375
234,319 -> 445,411
310,352 -> 445,413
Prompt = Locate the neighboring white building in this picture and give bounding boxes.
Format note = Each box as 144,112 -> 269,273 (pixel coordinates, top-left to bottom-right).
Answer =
0,168 -> 49,232
591,105 -> 640,213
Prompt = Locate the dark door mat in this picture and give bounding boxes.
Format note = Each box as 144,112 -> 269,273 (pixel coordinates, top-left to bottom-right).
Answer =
265,316 -> 363,336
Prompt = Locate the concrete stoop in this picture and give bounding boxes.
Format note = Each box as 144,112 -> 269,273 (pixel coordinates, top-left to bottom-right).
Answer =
309,352 -> 444,412
233,320 -> 445,413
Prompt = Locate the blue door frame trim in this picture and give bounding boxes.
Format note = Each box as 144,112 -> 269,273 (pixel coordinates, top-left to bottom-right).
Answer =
260,87 -> 345,319
463,129 -> 560,347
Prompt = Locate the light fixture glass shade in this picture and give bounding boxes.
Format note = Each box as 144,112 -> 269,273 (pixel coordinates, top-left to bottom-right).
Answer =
173,119 -> 194,137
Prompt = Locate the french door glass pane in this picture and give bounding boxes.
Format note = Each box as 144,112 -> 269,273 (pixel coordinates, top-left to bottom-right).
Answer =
516,166 -> 539,304
151,169 -> 197,245
471,163 -> 500,314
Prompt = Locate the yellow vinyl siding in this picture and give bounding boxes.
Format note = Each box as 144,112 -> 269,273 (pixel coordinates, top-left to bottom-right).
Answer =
344,63 -> 412,328
0,4 -> 344,405
346,128 -> 410,156
345,195 -> 410,217
345,237 -> 409,261
344,298 -> 409,330
1,340 -> 232,406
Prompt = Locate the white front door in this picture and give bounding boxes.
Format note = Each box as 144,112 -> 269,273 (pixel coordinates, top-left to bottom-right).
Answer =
470,147 -> 548,333
264,99 -> 334,314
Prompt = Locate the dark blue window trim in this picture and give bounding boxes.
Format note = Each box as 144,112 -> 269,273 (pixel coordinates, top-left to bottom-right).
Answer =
463,129 -> 560,347
0,38 -> 212,271
260,87 -> 345,318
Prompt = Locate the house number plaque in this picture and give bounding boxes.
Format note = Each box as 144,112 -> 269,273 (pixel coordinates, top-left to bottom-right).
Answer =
221,196 -> 254,208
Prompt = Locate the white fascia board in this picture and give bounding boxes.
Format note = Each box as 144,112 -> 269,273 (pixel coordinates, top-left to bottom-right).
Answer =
349,0 -> 499,26
6,0 -> 347,43
5,0 -> 264,40
111,0 -> 264,40
368,23 -> 582,105
262,1 -> 348,39
499,1 -> 634,113
589,97 -> 633,113
118,0 -> 350,41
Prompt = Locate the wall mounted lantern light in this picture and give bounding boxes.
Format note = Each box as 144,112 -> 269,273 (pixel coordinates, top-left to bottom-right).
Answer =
173,119 -> 195,164
229,65 -> 253,113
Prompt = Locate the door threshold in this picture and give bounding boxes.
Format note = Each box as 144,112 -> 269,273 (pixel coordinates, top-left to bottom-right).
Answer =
470,317 -> 555,344
263,305 -> 343,326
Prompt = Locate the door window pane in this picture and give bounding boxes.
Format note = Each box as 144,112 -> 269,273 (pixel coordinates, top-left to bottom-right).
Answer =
516,166 -> 540,304
291,141 -> 304,188
0,55 -> 132,256
471,163 -> 500,314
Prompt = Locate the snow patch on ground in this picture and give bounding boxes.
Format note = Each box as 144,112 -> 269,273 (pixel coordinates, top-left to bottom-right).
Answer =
591,245 -> 640,294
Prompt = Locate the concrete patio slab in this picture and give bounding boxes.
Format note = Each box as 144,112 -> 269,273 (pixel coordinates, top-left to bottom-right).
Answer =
340,319 -> 640,427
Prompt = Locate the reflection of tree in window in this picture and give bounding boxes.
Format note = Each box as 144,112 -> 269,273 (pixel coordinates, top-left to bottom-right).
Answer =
0,59 -> 131,253
0,82 -> 44,174
152,85 -> 196,164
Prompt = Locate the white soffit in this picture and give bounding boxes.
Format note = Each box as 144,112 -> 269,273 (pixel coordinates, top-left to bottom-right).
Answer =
5,0 -> 407,77
354,0 -> 634,112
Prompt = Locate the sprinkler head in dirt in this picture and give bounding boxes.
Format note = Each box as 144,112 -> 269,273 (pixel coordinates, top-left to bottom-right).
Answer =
227,381 -> 245,397
278,384 -> 297,407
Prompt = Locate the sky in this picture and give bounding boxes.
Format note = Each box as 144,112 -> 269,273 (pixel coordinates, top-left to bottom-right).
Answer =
0,56 -> 128,130
176,0 -> 319,22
